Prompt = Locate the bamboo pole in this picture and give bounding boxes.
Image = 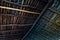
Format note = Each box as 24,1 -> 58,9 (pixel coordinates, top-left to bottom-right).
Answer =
0,24 -> 32,26
0,6 -> 40,14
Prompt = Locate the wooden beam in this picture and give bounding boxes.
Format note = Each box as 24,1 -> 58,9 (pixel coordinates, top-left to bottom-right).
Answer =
0,6 -> 40,14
